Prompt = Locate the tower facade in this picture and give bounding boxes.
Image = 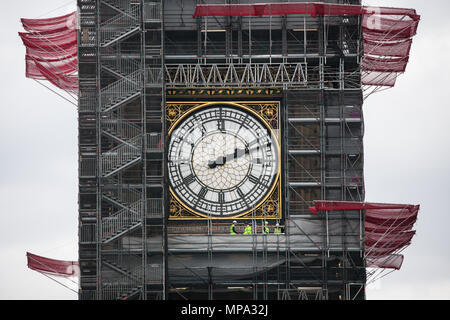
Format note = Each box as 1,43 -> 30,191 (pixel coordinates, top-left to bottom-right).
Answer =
78,0 -> 365,300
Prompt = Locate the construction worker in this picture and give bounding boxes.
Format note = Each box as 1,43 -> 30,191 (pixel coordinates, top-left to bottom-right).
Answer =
230,221 -> 238,235
263,221 -> 270,234
274,223 -> 282,234
243,224 -> 252,235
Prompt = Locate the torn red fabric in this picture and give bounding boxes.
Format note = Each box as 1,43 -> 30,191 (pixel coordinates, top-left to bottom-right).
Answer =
365,231 -> 416,248
309,200 -> 419,270
21,12 -> 77,34
33,58 -> 78,92
362,15 -> 419,39
19,29 -> 77,51
365,220 -> 415,234
27,252 -> 79,277
19,12 -> 78,93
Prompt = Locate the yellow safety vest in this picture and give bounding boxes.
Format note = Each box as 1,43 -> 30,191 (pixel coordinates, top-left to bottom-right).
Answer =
263,226 -> 270,234
244,225 -> 252,235
274,227 -> 282,234
230,224 -> 237,235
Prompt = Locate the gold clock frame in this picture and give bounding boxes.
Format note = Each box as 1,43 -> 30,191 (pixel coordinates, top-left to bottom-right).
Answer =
167,101 -> 282,220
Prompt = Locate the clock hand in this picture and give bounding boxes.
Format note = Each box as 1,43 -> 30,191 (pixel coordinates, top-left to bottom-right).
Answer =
208,145 -> 268,169
208,148 -> 247,169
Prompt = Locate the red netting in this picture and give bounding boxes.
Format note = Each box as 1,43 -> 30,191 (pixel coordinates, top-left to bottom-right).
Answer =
19,12 -> 78,93
26,252 -> 79,277
309,201 -> 420,270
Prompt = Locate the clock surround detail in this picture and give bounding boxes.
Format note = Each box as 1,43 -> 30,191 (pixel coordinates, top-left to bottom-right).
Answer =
167,101 -> 282,220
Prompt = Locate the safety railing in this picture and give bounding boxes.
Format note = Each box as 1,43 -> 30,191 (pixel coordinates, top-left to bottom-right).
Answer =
101,277 -> 142,300
80,157 -> 97,178
79,223 -> 97,244
100,5 -> 140,47
103,185 -> 142,207
100,69 -> 142,111
102,58 -> 140,77
103,119 -> 142,142
147,198 -> 163,218
143,2 -> 161,22
102,200 -> 142,242
146,133 -> 163,152
101,135 -> 141,176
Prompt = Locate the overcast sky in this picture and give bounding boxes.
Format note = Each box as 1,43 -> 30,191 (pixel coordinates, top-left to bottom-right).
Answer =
0,0 -> 449,300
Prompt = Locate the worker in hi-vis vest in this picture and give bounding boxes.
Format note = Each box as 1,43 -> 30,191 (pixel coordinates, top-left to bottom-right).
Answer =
263,221 -> 270,234
230,220 -> 238,235
274,223 -> 282,234
243,224 -> 252,235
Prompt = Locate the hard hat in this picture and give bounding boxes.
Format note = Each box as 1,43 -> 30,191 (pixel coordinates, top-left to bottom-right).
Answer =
233,220 -> 237,224
276,223 -> 280,226
265,221 -> 268,224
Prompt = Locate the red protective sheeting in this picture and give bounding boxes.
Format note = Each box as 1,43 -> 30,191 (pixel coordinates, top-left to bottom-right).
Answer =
362,55 -> 409,73
365,220 -> 415,234
362,16 -> 419,39
19,12 -> 78,93
26,252 -> 79,277
21,12 -> 77,34
19,29 -> 77,50
366,255 -> 404,270
365,231 -> 416,248
193,3 -> 363,18
309,200 -> 417,213
364,38 -> 412,58
361,7 -> 420,87
193,3 -> 419,20
309,200 -> 419,270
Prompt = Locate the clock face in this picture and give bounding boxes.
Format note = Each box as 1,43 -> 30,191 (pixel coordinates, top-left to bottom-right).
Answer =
168,104 -> 280,217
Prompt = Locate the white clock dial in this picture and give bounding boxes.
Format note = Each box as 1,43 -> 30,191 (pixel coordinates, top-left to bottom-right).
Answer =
168,104 -> 279,217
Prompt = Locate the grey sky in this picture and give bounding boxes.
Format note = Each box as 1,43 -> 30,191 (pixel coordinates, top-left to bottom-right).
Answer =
0,0 -> 448,300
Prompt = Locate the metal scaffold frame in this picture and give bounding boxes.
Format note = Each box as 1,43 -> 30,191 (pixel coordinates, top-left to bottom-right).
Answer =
78,0 -> 166,300
156,0 -> 365,300
14,0 -> 420,302
73,0 -> 421,300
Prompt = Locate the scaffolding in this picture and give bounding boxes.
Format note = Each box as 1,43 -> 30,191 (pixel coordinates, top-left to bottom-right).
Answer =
20,0 -> 421,301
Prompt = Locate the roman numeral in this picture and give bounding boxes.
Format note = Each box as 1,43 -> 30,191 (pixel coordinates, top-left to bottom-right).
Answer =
218,192 -> 225,204
183,174 -> 195,185
236,188 -> 250,208
198,187 -> 208,199
248,174 -> 260,185
217,119 -> 225,131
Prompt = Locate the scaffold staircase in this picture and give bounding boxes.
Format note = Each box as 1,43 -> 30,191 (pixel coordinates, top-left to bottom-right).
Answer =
101,135 -> 141,177
100,1 -> 141,47
102,187 -> 143,243
100,69 -> 142,112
